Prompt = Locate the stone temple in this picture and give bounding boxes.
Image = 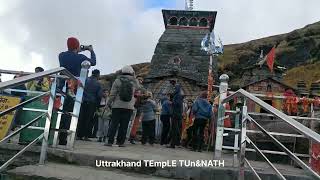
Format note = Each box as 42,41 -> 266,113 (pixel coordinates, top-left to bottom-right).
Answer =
144,9 -> 217,100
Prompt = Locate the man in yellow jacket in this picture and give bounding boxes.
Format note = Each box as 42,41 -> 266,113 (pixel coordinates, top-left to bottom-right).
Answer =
26,67 -> 50,92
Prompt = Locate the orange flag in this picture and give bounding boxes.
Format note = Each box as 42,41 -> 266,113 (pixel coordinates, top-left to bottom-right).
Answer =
266,47 -> 276,72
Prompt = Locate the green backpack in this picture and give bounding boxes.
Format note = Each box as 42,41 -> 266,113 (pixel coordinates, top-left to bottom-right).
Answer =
119,77 -> 133,102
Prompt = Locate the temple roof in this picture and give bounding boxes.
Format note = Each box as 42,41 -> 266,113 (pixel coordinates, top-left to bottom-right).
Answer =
162,9 -> 217,31
242,77 -> 297,92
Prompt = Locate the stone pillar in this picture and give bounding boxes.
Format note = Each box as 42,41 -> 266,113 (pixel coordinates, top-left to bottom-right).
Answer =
214,74 -> 229,159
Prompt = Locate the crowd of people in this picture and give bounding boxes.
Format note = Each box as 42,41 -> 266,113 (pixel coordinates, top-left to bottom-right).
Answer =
8,37 -> 215,152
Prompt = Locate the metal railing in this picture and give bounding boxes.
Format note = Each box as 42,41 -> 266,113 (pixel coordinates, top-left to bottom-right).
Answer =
214,74 -> 320,180
0,61 -> 91,172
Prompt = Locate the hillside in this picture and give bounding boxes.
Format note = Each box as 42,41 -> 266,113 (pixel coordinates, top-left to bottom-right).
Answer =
100,21 -> 320,89
219,21 -> 320,87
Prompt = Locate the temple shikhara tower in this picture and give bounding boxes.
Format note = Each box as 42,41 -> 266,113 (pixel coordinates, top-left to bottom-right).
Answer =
144,9 -> 217,99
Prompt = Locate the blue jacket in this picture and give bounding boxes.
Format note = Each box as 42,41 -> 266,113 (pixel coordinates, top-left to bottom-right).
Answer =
59,50 -> 96,76
192,97 -> 213,120
161,97 -> 172,116
172,84 -> 184,117
141,99 -> 157,121
83,77 -> 102,104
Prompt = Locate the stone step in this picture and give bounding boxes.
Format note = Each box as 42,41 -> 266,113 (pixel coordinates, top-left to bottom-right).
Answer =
1,141 -> 315,180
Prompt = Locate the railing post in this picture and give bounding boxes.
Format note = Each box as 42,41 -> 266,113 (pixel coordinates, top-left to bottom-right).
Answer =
67,61 -> 90,149
52,81 -> 66,148
39,77 -> 57,164
309,103 -> 320,174
238,98 -> 248,180
233,106 -> 241,167
214,74 -> 229,159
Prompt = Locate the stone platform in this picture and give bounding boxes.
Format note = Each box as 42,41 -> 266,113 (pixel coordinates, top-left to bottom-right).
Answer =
1,140 -> 315,180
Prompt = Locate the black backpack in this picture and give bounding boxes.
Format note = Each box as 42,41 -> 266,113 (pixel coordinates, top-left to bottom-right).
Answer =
119,77 -> 133,102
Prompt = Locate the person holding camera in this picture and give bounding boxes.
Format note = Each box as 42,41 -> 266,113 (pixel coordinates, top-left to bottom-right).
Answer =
57,37 -> 96,145
59,37 -> 96,77
26,67 -> 50,92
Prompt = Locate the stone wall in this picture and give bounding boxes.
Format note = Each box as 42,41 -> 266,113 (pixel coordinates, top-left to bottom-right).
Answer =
146,28 -> 214,85
145,27 -> 219,99
144,77 -> 206,101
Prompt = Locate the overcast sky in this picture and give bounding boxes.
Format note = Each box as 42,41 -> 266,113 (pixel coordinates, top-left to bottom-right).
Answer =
1,0 -> 320,80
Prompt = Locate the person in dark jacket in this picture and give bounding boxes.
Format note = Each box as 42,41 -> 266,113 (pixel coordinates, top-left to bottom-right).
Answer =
59,37 -> 96,77
58,37 -> 96,145
168,80 -> 184,148
58,37 -> 96,96
191,91 -> 213,152
77,69 -> 102,141
160,94 -> 172,145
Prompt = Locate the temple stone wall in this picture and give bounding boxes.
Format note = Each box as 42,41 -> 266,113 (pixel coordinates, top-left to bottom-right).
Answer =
147,28 -> 213,84
144,9 -> 218,99
144,77 -> 205,100
145,28 -> 216,99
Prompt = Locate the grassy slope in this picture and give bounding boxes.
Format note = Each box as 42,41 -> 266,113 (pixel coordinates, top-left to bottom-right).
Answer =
283,62 -> 320,88
218,21 -> 320,87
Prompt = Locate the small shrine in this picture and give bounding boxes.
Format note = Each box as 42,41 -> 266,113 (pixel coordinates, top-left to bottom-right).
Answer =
241,50 -> 286,87
236,49 -> 318,115
243,77 -> 297,113
240,50 -> 296,112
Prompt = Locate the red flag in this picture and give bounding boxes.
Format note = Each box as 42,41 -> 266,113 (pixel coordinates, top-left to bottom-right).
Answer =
266,47 -> 275,72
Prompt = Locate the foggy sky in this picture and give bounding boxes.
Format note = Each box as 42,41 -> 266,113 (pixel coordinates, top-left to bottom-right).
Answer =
0,0 -> 320,80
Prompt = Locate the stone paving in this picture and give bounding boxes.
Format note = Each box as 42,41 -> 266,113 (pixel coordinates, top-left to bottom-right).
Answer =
8,163 -> 174,180
1,140 -> 314,180
51,140 -> 311,178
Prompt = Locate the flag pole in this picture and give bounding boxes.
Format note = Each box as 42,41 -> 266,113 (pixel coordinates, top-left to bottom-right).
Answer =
207,54 -> 214,101
201,31 -> 223,101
